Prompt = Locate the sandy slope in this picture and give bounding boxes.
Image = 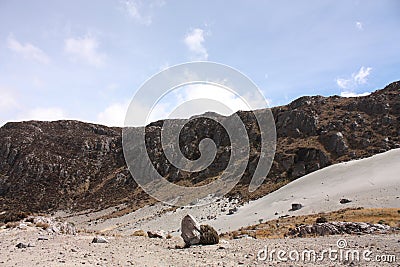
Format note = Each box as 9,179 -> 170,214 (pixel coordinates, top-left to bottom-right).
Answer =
209,149 -> 400,232
59,149 -> 400,236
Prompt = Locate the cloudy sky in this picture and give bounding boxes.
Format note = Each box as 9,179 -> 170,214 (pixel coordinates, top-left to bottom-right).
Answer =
1,0 -> 399,127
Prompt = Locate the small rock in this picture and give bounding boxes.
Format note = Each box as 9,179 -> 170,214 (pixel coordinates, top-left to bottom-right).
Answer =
16,243 -> 27,249
227,207 -> 237,215
18,223 -> 28,230
38,236 -> 48,241
91,236 -> 108,243
290,203 -> 302,211
340,198 -> 352,204
147,230 -> 165,239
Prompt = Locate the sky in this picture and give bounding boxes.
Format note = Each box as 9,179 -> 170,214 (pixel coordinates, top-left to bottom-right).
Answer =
0,0 -> 399,127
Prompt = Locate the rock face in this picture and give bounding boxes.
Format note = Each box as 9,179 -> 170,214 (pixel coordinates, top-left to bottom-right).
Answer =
181,214 -> 201,246
288,221 -> 394,237
320,132 -> 348,156
0,81 -> 400,218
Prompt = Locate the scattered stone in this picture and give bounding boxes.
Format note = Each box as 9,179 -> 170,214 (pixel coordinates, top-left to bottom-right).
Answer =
227,207 -> 237,215
147,230 -> 165,239
290,203 -> 303,211
38,236 -> 48,241
340,198 -> 352,204
91,236 -> 108,243
16,242 -> 27,249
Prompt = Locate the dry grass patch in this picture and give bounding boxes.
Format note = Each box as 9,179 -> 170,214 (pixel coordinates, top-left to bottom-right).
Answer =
132,229 -> 147,237
35,222 -> 50,230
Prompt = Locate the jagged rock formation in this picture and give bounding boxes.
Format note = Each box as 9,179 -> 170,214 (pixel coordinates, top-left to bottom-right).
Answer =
287,221 -> 396,237
0,81 -> 399,219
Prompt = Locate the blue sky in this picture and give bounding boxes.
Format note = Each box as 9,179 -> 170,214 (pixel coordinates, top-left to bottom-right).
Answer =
0,0 -> 399,127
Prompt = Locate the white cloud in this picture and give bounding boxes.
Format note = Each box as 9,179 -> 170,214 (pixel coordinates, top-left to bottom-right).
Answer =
18,107 -> 67,121
336,66 -> 372,89
184,28 -> 208,60
7,35 -> 50,64
148,84 -> 252,122
97,101 -> 129,127
356,21 -> 363,30
340,91 -> 371,97
354,66 -> 372,84
122,0 -> 164,25
336,66 -> 372,97
64,36 -> 106,67
336,78 -> 351,89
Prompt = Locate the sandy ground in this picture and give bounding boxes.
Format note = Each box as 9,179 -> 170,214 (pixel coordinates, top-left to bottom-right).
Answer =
2,150 -> 399,266
0,226 -> 398,266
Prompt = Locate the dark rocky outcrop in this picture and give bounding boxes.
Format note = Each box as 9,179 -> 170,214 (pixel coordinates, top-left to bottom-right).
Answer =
288,221 -> 395,237
0,81 -> 399,218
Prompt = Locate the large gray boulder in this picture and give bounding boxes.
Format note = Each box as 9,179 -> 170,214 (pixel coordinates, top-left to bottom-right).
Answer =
181,214 -> 201,246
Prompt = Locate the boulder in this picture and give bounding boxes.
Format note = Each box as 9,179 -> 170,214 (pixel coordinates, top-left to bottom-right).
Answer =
91,236 -> 108,243
290,203 -> 302,211
181,215 -> 219,247
199,224 -> 219,245
340,198 -> 352,204
147,230 -> 165,239
16,242 -> 27,249
181,214 -> 201,246
227,207 -> 237,215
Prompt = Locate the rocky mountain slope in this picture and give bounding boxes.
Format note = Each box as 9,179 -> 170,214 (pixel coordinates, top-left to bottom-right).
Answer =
0,81 -> 399,220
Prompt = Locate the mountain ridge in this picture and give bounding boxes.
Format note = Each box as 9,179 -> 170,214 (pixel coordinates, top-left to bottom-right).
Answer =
1,81 -> 399,221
